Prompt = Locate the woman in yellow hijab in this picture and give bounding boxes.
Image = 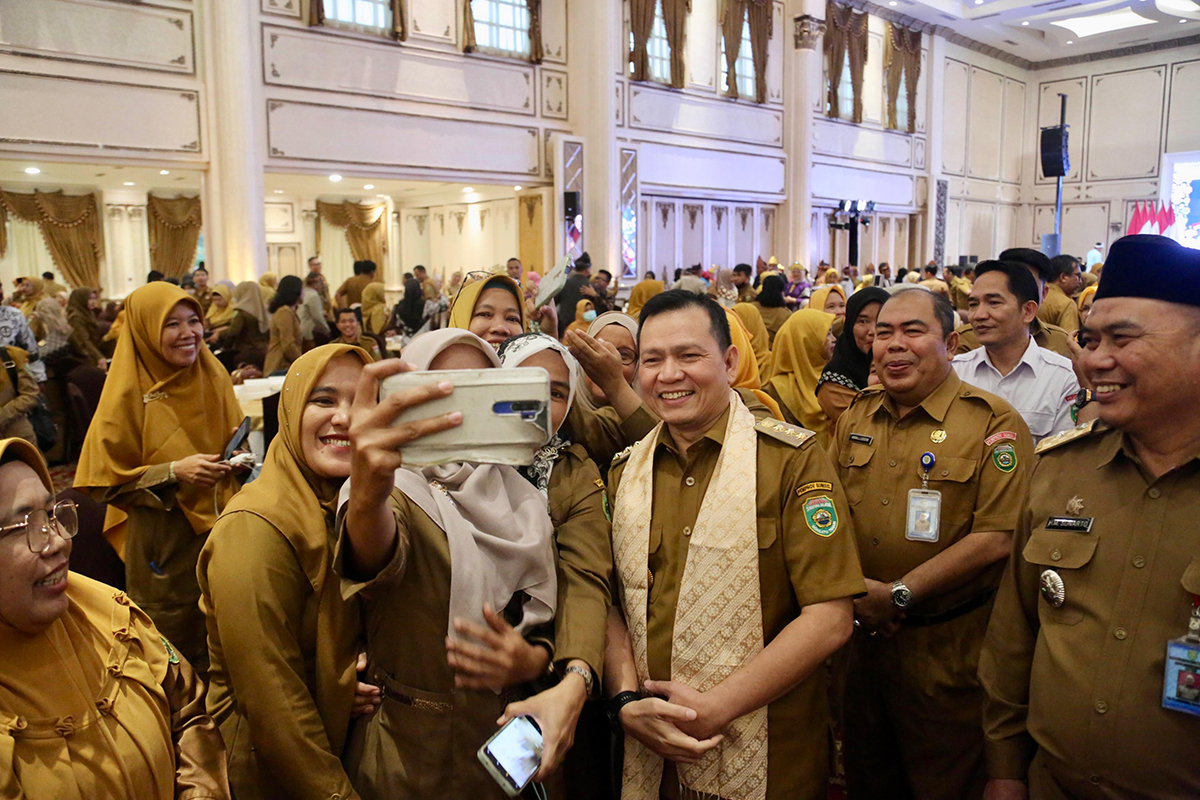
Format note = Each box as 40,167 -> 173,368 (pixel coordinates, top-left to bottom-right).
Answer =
564,298 -> 595,337
808,283 -> 847,319
763,308 -> 837,445
360,281 -> 389,335
1078,283 -> 1098,326
205,283 -> 236,330
200,344 -> 373,800
731,302 -> 772,379
258,272 -> 278,306
724,308 -> 784,420
75,282 -> 244,673
447,273 -> 526,347
625,275 -> 665,320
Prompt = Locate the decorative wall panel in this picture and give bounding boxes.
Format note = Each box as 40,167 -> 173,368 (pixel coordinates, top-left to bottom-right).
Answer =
1034,202 -> 1110,255
267,100 -> 539,175
261,0 -> 301,18
0,72 -> 201,153
541,0 -> 567,63
967,67 -> 1004,182
264,202 -> 295,233
264,26 -> 535,115
541,69 -> 568,119
1166,60 -> 1200,154
638,143 -> 786,197
810,163 -> 915,208
1001,79 -> 1025,184
941,59 -> 969,176
1086,67 -> 1164,182
0,0 -> 194,74
628,87 -> 784,147
410,0 -> 456,43
813,119 -> 912,167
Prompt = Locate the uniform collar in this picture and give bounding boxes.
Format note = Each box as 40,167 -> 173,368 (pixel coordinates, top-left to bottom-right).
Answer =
878,369 -> 961,423
969,335 -> 1041,378
1047,284 -> 1068,302
657,404 -> 731,455
1096,426 -> 1200,471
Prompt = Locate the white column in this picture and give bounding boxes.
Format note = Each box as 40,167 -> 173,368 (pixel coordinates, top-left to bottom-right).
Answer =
203,0 -> 266,284
569,0 -> 620,275
101,189 -> 149,299
784,0 -> 825,273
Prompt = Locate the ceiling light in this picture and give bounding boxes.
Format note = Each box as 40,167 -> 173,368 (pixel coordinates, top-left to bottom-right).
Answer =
376,194 -> 387,198
160,170 -> 170,175
1051,8 -> 1155,38
273,189 -> 284,194
974,0 -> 983,5
23,167 -> 40,175
1021,20 -> 1029,25
1182,18 -> 1190,22
889,1 -> 897,6
329,174 -> 342,182
1066,39 -> 1073,43
514,185 -> 523,190
123,181 -> 135,186
363,184 -> 375,190
463,187 -> 474,193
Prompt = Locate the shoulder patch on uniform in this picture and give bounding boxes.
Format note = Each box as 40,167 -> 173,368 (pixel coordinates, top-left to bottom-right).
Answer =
611,444 -> 634,465
985,430 -> 1018,446
1035,420 -> 1099,454
797,481 -> 834,496
755,418 -> 815,447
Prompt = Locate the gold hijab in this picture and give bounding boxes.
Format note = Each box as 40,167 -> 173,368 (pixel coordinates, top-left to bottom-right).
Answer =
725,309 -> 784,421
360,281 -> 389,335
17,277 -> 45,319
625,279 -> 664,320
205,284 -> 235,328
808,284 -> 846,315
731,302 -> 772,378
766,309 -> 835,444
207,343 -> 370,755
447,274 -> 527,332
75,283 -> 244,534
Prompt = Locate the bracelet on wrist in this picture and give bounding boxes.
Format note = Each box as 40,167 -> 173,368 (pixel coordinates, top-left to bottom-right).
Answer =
606,690 -> 642,733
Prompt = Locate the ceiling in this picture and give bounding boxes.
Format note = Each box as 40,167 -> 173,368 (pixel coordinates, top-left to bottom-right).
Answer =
882,0 -> 1199,63
0,159 -> 202,194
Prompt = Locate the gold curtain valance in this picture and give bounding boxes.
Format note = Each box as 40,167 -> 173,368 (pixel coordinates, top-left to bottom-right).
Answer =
147,194 -> 203,279
315,199 -> 387,269
825,1 -> 869,122
884,23 -> 922,133
0,189 -> 102,290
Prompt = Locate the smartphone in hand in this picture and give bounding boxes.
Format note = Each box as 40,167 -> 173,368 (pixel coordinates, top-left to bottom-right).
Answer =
478,715 -> 543,797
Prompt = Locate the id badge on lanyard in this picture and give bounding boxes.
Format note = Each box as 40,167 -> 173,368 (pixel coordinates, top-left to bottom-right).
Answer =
1163,597 -> 1200,718
906,451 -> 941,543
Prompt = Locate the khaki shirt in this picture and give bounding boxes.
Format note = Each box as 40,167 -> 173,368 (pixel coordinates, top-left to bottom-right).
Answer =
949,277 -> 973,311
737,284 -> 759,303
1037,284 -> 1081,333
919,278 -> 951,298
609,404 -> 866,800
752,303 -> 792,349
956,317 -> 1074,360
979,423 -> 1200,798
334,448 -> 610,798
336,274 -> 373,307
194,287 -> 213,317
565,400 -> 658,475
830,371 -> 1033,615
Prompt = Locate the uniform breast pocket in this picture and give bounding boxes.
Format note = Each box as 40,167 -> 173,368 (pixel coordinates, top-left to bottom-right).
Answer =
1022,529 -> 1098,625
1023,410 -> 1056,439
926,456 -> 978,526
837,444 -> 876,505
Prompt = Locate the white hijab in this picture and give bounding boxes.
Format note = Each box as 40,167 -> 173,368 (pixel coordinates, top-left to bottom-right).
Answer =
389,329 -> 557,640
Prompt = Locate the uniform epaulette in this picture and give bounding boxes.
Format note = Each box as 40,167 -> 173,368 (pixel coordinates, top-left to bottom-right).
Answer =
755,418 -> 815,447
611,444 -> 634,465
1035,420 -> 1099,454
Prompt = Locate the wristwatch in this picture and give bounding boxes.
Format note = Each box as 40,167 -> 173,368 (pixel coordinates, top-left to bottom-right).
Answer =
891,580 -> 913,609
563,664 -> 594,696
606,691 -> 642,733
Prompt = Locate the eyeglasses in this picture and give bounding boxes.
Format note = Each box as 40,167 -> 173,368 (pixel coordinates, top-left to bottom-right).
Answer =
616,349 -> 637,366
0,500 -> 79,554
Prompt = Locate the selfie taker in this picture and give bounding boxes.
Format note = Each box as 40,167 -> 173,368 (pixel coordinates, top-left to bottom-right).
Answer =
605,291 -> 864,800
979,235 -> 1200,800
338,329 -> 589,798
830,287 -> 1033,800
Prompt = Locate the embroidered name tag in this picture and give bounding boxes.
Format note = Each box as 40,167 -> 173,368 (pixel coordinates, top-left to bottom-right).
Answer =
849,433 -> 874,445
1045,516 -> 1093,532
985,430 -> 1018,446
796,481 -> 834,496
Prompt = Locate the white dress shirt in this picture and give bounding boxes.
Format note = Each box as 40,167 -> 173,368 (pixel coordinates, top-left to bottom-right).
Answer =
952,335 -> 1079,441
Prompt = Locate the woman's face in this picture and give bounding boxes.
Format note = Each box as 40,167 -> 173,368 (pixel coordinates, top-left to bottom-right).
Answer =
1080,295 -> 1094,325
823,292 -> 847,319
300,354 -> 362,479
521,350 -> 572,433
469,287 -> 523,347
212,292 -> 229,310
790,268 -> 805,283
159,301 -> 204,368
87,293 -> 99,311
823,325 -> 837,362
596,324 -> 638,386
852,301 -> 882,354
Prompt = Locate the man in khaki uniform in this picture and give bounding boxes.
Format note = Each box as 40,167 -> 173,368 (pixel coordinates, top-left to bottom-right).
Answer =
955,249 -> 1074,359
335,260 -> 376,308
191,265 -> 213,316
414,265 -> 439,302
918,265 -> 951,299
831,287 -> 1033,800
604,290 -> 865,800
733,263 -> 758,302
979,234 -> 1200,800
1036,256 -> 1082,333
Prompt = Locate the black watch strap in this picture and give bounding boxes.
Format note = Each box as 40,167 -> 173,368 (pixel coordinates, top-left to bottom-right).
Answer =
606,691 -> 642,732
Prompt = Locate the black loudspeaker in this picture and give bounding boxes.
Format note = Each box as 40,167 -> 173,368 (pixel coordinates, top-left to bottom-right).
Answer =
1040,127 -> 1069,177
563,191 -> 580,219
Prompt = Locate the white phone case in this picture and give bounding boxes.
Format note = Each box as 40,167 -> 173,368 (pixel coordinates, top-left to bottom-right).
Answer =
381,367 -> 551,467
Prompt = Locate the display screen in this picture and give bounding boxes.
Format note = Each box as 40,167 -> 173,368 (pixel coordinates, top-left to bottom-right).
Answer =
485,716 -> 542,789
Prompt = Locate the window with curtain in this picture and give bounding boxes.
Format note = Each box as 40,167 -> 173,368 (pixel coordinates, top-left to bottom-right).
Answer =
832,50 -> 852,119
720,11 -> 755,99
894,63 -> 909,130
473,0 -> 531,57
323,0 -> 391,32
629,1 -> 671,84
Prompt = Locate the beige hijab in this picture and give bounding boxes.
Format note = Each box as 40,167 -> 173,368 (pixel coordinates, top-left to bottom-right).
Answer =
232,280 -> 269,333
354,328 -> 556,640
